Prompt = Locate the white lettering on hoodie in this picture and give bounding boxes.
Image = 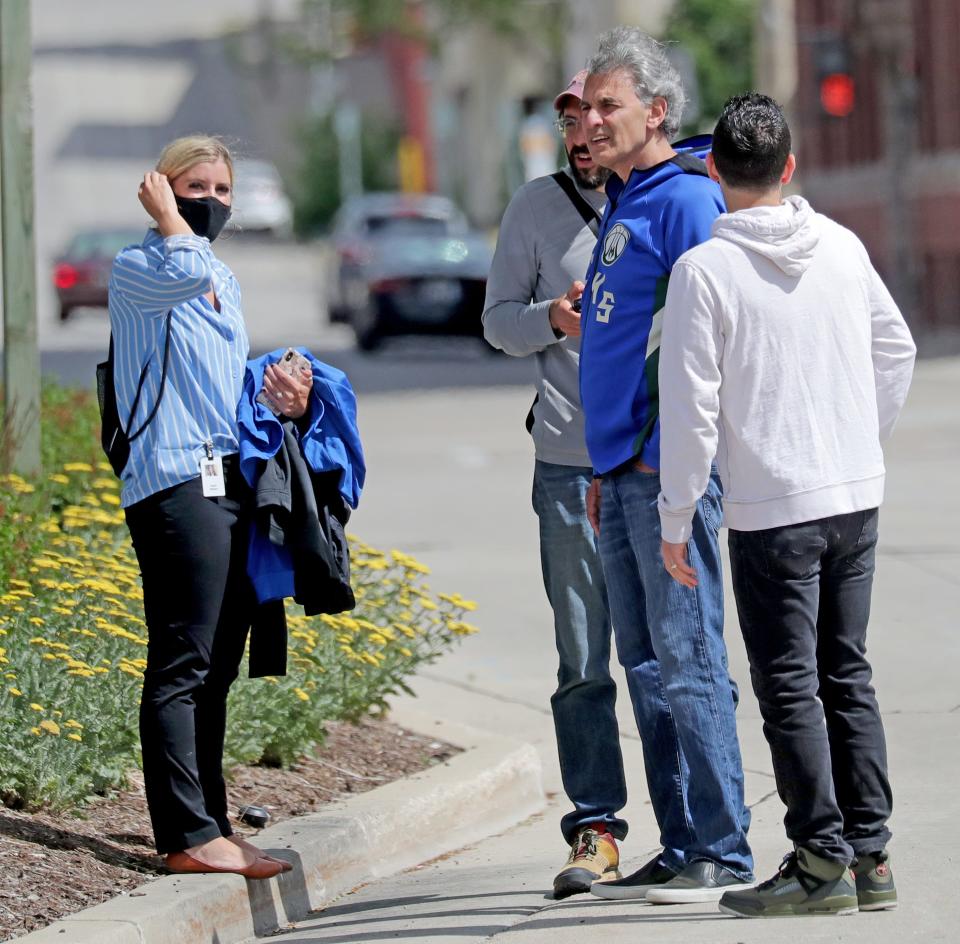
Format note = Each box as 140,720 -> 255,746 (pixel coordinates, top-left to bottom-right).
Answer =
656,195 -> 916,542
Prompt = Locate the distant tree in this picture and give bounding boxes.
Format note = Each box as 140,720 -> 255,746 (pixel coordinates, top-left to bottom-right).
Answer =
292,112 -> 401,234
664,0 -> 757,132
292,0 -> 567,56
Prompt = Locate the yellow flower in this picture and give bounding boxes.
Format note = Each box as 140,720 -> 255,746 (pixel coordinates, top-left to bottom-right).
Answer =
29,617 -> 45,626
8,688 -> 22,696
64,719 -> 83,729
67,733 -> 82,742
447,620 -> 480,636
63,462 -> 94,472
293,688 -> 310,702
30,727 -> 42,736
100,493 -> 121,506
8,579 -> 31,589
48,473 -> 70,485
39,719 -> 61,735
29,703 -> 44,712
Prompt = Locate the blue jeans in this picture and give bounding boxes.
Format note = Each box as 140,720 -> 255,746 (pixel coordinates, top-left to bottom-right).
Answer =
597,467 -> 753,878
532,460 -> 627,844
728,509 -> 892,865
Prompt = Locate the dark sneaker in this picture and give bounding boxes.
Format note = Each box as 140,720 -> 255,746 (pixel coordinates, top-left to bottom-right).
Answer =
590,853 -> 676,900
553,828 -> 620,899
645,859 -> 754,904
719,848 -> 858,918
853,850 -> 898,911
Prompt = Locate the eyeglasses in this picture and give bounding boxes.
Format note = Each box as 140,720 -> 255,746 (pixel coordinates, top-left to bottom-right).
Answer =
555,115 -> 581,137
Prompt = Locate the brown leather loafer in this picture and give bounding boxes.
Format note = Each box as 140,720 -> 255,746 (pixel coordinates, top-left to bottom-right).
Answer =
165,850 -> 284,879
261,854 -> 293,872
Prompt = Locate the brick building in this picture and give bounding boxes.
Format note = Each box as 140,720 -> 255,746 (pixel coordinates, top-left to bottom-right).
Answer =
794,0 -> 960,342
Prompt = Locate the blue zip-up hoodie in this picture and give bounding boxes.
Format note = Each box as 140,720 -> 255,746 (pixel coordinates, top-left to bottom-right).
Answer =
579,138 -> 723,475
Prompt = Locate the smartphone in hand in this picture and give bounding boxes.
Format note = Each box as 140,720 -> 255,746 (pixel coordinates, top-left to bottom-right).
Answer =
257,347 -> 312,415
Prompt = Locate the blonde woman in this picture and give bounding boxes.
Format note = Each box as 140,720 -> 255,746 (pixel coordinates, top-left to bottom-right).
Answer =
109,135 -> 311,877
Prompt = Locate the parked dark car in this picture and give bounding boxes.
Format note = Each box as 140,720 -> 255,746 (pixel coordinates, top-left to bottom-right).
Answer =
53,228 -> 143,321
327,193 -> 493,351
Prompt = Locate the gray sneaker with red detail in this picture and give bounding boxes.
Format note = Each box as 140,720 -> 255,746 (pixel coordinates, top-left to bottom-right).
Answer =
853,850 -> 897,911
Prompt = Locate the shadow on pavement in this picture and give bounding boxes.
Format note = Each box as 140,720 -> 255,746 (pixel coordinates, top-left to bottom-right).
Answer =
271,890 -> 730,943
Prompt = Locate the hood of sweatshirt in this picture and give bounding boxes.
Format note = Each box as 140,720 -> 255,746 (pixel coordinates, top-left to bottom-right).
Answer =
711,194 -> 819,277
604,135 -> 714,205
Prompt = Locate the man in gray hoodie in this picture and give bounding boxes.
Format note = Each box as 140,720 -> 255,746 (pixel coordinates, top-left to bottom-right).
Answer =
483,71 -> 627,899
658,93 -> 915,918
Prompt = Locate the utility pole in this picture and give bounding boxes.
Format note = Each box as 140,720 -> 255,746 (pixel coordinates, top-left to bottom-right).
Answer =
0,0 -> 41,474
856,0 -> 918,321
755,0 -> 797,120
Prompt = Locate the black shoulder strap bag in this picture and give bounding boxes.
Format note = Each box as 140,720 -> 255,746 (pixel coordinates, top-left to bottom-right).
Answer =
96,311 -> 174,477
550,170 -> 602,236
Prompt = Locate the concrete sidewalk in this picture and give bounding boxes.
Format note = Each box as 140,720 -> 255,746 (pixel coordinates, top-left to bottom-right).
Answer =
17,720 -> 544,944
255,356 -> 959,943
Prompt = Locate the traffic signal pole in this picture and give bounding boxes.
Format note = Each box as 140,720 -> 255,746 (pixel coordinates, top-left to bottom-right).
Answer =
0,0 -> 41,474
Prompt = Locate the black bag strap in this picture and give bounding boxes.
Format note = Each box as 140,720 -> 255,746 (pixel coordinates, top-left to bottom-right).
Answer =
125,310 -> 173,444
551,171 -> 602,235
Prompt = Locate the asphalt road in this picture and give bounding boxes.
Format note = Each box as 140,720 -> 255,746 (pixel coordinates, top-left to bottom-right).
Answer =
34,236 -> 532,396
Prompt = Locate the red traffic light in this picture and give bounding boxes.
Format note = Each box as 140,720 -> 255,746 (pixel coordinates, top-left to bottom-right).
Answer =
820,73 -> 855,117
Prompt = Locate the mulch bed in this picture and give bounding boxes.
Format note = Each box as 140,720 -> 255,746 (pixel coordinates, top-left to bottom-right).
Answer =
0,717 -> 459,941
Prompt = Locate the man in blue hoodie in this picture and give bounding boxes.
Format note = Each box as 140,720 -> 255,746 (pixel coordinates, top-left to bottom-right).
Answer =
577,27 -> 754,904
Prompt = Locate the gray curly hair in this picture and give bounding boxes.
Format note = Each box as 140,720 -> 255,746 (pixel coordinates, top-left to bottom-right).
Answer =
586,26 -> 686,139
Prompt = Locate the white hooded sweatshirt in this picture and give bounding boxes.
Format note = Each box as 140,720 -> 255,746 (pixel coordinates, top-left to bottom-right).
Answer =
657,194 -> 916,543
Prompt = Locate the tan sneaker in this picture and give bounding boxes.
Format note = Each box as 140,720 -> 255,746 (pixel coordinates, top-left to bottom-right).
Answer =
553,827 -> 621,899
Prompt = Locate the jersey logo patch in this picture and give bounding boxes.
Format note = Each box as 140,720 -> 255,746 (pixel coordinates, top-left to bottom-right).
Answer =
602,223 -> 629,266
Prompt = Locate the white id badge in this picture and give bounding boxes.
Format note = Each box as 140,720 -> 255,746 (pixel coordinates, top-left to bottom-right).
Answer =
199,455 -> 226,497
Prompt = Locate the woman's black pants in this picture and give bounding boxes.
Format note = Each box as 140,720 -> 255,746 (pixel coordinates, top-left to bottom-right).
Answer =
125,459 -> 254,855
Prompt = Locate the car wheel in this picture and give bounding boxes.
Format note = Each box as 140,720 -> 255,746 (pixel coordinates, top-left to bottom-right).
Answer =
352,301 -> 383,352
355,322 -> 382,352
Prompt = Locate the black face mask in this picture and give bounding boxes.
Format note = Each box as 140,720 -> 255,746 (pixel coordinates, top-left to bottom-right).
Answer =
175,195 -> 232,242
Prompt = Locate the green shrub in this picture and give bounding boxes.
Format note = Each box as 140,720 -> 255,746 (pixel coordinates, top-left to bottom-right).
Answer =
0,385 -> 476,809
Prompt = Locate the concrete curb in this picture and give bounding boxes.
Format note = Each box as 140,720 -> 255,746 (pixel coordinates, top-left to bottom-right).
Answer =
18,713 -> 544,944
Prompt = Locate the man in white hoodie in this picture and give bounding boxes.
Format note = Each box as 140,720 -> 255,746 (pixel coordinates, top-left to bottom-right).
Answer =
657,93 -> 916,919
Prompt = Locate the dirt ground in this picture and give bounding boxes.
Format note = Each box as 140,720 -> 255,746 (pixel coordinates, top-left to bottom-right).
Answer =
0,717 -> 458,941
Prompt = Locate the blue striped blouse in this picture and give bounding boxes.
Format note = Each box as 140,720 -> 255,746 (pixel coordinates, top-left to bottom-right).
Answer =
108,229 -> 249,508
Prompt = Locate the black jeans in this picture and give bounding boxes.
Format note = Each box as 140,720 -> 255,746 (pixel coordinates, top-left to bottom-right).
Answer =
125,457 -> 254,854
728,508 -> 892,865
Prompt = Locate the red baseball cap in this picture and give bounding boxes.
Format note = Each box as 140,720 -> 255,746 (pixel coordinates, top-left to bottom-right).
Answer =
553,69 -> 588,111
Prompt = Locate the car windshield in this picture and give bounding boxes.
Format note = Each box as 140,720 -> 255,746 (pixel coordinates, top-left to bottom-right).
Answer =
364,215 -> 451,237
66,231 -> 142,259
